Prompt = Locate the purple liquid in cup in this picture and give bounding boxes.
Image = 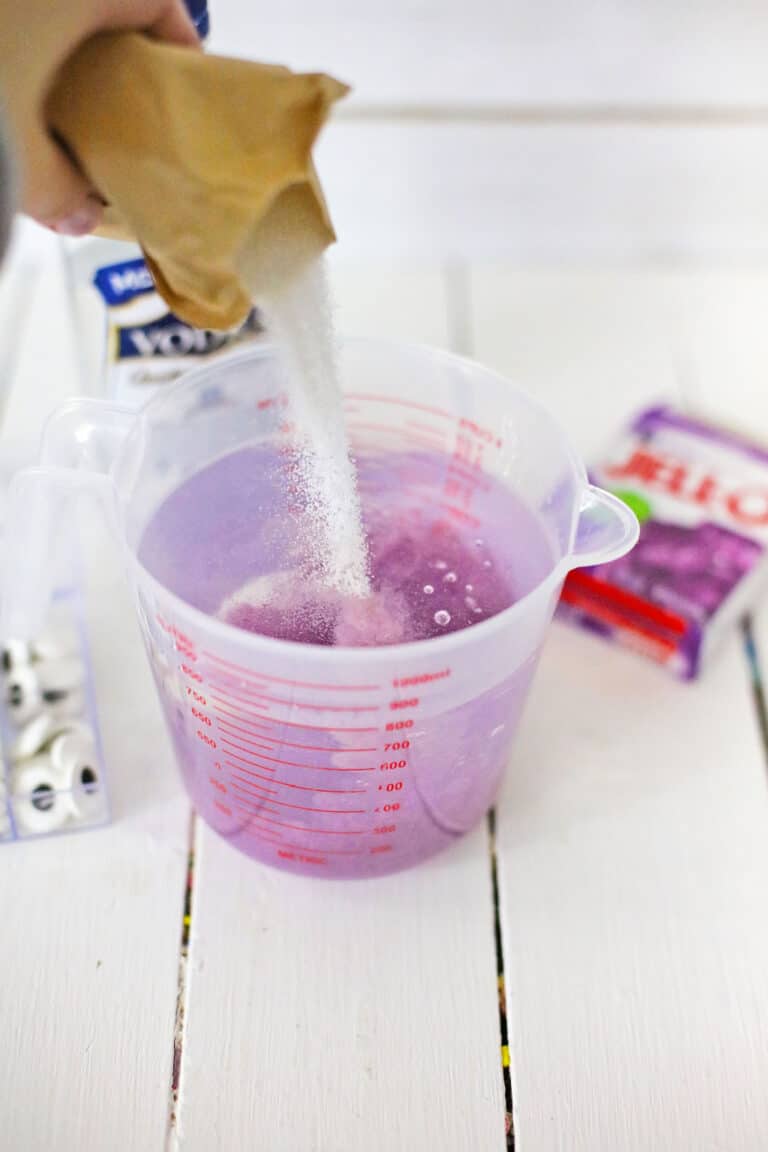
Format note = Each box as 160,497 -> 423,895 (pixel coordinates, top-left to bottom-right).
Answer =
139,447 -> 556,876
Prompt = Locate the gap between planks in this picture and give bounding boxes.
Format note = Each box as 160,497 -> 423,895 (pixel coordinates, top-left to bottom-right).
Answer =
336,104 -> 768,126
166,812 -> 199,1152
489,810 -> 515,1150
742,618 -> 768,776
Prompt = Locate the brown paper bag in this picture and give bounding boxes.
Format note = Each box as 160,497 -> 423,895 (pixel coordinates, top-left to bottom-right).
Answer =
46,33 -> 347,329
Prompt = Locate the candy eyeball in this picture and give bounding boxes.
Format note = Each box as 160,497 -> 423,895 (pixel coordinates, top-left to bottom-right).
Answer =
11,756 -> 71,835
1,639 -> 32,673
50,728 -> 103,822
6,667 -> 42,724
11,713 -> 56,762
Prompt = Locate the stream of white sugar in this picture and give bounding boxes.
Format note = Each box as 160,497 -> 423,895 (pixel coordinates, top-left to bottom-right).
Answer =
262,255 -> 370,598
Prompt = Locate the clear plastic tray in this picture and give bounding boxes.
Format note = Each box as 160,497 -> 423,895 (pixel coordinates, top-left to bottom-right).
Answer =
0,447 -> 108,842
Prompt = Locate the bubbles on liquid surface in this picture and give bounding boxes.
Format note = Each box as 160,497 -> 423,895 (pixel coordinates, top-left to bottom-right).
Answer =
211,496 -> 519,647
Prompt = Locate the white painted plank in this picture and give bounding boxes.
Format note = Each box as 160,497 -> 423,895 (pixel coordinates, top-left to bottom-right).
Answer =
209,0 -> 768,109
177,267 -> 505,1151
317,121 -> 768,263
470,265 -> 768,1147
328,258 -> 451,347
496,624 -> 768,1151
471,267 -> 768,452
470,268 -> 687,459
0,232 -> 190,1150
669,270 -> 768,441
179,826 -> 505,1152
0,223 -> 76,447
0,522 -> 190,1150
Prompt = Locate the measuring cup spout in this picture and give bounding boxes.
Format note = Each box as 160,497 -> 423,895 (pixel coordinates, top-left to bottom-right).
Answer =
1,401 -> 134,640
568,485 -> 639,570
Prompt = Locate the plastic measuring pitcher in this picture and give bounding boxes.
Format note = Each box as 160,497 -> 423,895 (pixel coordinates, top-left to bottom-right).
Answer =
2,341 -> 637,877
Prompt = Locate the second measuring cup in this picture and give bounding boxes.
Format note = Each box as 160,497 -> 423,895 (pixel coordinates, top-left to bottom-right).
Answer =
3,341 -> 637,877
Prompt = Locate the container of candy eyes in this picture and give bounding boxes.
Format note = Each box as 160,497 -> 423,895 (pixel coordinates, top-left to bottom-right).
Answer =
559,406 -> 768,678
0,455 -> 108,842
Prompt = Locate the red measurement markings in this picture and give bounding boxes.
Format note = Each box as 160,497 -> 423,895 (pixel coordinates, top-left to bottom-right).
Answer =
209,690 -> 269,714
229,767 -> 366,795
219,736 -> 277,759
231,775 -> 302,800
223,748 -> 275,770
458,415 -> 502,447
356,465 -> 429,485
216,716 -> 376,754
439,501 -> 482,528
233,820 -> 360,856
244,829 -> 283,848
446,459 -> 492,490
347,422 -> 447,454
256,393 -> 289,410
217,724 -> 272,752
209,680 -> 379,714
211,697 -> 378,734
443,473 -> 480,510
202,651 -> 380,691
229,808 -> 365,836
242,825 -> 364,855
350,434 -> 440,456
345,392 -> 453,422
453,438 -> 486,472
406,418 -> 447,439
229,773 -> 277,796
222,746 -> 372,773
389,696 -> 419,711
231,781 -> 365,815
236,804 -> 337,825
394,669 -> 449,688
226,743 -> 374,772
155,616 -> 197,649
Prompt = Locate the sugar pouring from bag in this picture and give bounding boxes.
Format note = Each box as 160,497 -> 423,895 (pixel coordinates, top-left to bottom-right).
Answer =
45,28 -> 372,597
45,32 -> 348,329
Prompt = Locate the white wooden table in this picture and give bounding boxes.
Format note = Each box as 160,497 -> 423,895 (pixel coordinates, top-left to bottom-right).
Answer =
5,5 -> 768,1148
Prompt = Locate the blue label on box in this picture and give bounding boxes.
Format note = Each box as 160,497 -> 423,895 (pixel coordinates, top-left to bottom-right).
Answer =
117,311 -> 233,358
115,308 -> 265,360
93,258 -> 155,306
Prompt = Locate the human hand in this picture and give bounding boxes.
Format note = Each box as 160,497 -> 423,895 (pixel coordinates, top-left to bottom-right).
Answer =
0,0 -> 200,235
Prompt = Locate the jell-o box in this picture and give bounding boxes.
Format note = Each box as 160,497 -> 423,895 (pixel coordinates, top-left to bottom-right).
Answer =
558,407 -> 768,678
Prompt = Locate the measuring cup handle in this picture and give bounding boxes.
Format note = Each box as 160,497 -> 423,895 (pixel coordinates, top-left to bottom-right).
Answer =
569,485 -> 639,570
40,398 -> 134,472
2,467 -> 111,638
1,401 -> 134,639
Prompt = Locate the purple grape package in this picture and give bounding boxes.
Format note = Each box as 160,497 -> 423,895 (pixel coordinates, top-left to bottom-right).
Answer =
558,406 -> 768,678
